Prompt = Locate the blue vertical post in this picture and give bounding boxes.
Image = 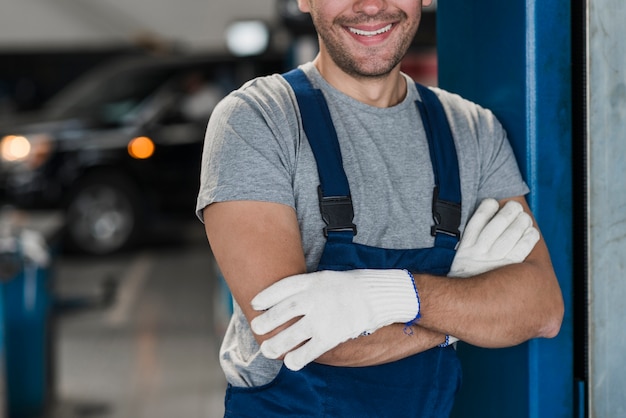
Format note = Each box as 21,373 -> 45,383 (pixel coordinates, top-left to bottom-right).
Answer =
438,1 -> 574,417
0,285 -> 5,417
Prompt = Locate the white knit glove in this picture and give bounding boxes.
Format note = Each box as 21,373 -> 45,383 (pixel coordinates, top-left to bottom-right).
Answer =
449,199 -> 540,278
250,269 -> 420,371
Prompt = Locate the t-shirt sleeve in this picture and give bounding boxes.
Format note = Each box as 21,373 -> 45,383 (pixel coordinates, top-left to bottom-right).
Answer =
474,107 -> 530,202
195,77 -> 299,222
439,87 -> 530,207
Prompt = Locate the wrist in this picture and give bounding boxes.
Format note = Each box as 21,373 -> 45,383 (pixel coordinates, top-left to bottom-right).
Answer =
402,270 -> 421,334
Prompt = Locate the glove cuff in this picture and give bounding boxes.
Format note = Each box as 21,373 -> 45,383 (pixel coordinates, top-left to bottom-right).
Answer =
438,335 -> 459,347
359,269 -> 421,328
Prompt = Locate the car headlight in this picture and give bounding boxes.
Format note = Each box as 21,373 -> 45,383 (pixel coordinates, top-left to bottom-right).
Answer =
0,134 -> 54,169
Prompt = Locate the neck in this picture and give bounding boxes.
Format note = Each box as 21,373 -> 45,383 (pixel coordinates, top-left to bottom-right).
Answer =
312,55 -> 407,108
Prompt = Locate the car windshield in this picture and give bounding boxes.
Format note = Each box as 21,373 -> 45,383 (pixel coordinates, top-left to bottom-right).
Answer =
44,65 -> 180,126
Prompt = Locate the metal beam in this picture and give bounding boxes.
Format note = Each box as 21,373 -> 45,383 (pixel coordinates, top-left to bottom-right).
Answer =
438,1 -> 574,416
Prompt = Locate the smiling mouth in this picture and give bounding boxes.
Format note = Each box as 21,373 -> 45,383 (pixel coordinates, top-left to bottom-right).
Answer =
348,23 -> 393,37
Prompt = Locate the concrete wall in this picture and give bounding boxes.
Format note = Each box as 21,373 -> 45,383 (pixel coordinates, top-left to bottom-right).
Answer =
0,0 -> 276,52
588,0 -> 626,416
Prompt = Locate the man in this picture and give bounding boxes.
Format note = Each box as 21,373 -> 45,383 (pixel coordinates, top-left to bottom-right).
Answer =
197,0 -> 564,416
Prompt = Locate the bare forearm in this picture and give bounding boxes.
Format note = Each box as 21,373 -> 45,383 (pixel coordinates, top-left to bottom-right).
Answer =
407,197 -> 564,348
315,324 -> 447,367
415,258 -> 563,347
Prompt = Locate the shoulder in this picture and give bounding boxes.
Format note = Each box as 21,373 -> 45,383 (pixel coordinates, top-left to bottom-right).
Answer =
438,88 -> 505,137
415,86 -> 507,142
208,72 -> 301,140
429,87 -> 500,125
216,73 -> 295,118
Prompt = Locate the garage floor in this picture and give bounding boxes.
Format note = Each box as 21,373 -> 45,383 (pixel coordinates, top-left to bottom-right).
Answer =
48,223 -> 227,418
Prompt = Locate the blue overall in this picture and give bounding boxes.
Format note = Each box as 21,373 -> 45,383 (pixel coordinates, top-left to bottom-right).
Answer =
224,69 -> 463,417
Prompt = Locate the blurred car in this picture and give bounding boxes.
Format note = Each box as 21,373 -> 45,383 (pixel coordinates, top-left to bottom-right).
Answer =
0,53 -> 285,255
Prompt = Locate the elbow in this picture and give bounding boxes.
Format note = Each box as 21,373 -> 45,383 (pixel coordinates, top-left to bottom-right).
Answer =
538,294 -> 565,339
527,259 -> 565,339
540,315 -> 563,339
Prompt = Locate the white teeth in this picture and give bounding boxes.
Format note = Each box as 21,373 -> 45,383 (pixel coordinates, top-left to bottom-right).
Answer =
349,23 -> 392,37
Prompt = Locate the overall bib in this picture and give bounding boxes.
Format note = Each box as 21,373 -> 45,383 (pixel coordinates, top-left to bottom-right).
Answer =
224,69 -> 463,417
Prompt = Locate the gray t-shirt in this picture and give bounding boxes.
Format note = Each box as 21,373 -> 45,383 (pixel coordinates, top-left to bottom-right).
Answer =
196,62 -> 529,388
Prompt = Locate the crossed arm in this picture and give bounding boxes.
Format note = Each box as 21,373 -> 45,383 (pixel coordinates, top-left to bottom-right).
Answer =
203,196 -> 564,369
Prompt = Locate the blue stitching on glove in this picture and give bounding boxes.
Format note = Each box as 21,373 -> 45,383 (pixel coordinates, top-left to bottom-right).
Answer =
403,270 -> 421,336
438,335 -> 450,347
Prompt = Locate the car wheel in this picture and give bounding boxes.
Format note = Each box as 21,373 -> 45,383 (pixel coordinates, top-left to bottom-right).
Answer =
65,174 -> 142,255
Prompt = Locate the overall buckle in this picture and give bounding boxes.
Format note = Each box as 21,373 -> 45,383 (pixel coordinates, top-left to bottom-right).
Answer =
431,187 -> 461,238
318,186 -> 357,237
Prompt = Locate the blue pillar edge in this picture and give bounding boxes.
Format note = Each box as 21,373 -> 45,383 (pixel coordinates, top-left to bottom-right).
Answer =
437,1 -> 574,417
0,284 -> 4,413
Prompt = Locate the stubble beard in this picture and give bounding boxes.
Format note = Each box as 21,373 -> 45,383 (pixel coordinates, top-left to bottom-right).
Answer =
314,11 -> 419,80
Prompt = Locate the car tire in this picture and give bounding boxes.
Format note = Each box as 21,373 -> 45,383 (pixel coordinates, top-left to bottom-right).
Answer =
64,173 -> 143,255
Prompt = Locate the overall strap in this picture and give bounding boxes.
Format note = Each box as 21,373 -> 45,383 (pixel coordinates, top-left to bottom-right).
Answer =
282,69 -> 461,249
283,68 -> 356,243
415,84 -> 462,249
